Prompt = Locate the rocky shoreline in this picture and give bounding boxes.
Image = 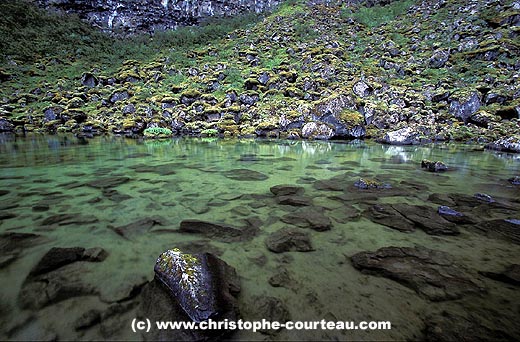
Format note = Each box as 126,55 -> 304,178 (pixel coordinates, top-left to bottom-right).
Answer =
1,0 -> 519,153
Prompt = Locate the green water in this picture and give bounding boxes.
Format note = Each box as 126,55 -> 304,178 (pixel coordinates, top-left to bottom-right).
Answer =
0,135 -> 519,340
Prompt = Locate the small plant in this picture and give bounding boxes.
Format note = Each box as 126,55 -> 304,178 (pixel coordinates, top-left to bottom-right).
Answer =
344,0 -> 416,28
201,128 -> 218,137
143,127 -> 173,138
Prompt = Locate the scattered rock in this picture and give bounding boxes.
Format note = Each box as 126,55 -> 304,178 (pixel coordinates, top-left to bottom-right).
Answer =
449,92 -> 481,123
424,311 -> 515,341
428,49 -> 450,68
27,247 -> 107,278
112,217 -> 167,239
354,178 -> 392,189
379,127 -> 420,145
245,296 -> 290,335
301,122 -> 334,140
41,214 -> 98,226
222,169 -> 268,181
276,195 -> 313,206
472,219 -> 520,245
265,227 -> 314,253
421,159 -> 448,172
351,246 -> 484,301
281,207 -> 332,231
437,205 -> 474,224
508,176 -> 520,185
352,80 -> 373,97
486,137 -> 520,153
391,203 -> 459,235
179,218 -> 260,242
270,184 -> 304,196
363,204 -> 416,232
480,264 -> 520,286
86,176 -> 130,189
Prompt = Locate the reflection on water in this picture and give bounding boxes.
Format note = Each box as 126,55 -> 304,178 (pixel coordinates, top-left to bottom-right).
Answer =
0,134 -> 519,341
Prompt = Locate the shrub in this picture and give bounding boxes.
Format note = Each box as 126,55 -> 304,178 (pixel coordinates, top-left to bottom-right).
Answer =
143,127 -> 173,138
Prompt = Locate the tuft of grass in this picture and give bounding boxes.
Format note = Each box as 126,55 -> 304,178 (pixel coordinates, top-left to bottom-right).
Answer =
342,0 -> 416,28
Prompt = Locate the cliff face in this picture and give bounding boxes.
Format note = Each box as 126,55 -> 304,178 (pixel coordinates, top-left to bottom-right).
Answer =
36,0 -> 282,34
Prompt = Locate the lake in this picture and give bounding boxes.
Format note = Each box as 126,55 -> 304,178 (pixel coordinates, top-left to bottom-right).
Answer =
1,134 -> 519,340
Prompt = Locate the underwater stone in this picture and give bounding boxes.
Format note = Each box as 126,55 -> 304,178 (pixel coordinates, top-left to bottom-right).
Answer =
474,193 -> 495,203
480,264 -> 520,286
222,169 -> 268,181
265,227 -> 314,253
421,159 -> 448,172
154,248 -> 239,323
508,176 -> 520,185
354,178 -> 392,189
351,246 -> 484,301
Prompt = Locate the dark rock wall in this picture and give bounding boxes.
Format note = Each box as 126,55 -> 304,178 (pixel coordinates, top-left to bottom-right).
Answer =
35,0 -> 283,34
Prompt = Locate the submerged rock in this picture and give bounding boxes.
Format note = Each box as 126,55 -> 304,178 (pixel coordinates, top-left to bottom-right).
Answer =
424,311 -> 516,341
363,204 -> 416,232
222,169 -> 268,181
351,246 -> 484,301
508,176 -> 520,185
265,227 -> 314,253
480,264 -> 520,286
354,178 -> 392,189
391,203 -> 459,235
179,218 -> 260,242
421,159 -> 448,172
270,184 -> 305,196
281,207 -> 332,231
472,219 -> 520,245
20,246 -> 108,309
153,249 -> 240,323
244,296 -> 290,335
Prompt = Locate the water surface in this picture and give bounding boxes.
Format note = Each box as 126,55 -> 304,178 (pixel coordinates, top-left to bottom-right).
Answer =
1,135 -> 519,340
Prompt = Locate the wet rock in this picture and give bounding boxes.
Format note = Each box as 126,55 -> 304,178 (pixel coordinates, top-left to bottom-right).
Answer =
480,264 -> 520,286
508,176 -> 520,185
179,218 -> 259,242
449,92 -> 481,123
486,137 -> 520,153
245,296 -> 290,335
474,192 -> 495,203
86,176 -> 130,189
222,169 -> 268,181
424,311 -> 515,341
392,203 -> 459,235
281,207 -> 332,231
112,217 -> 167,239
421,159 -> 448,172
265,227 -> 314,253
428,49 -> 450,68
270,184 -> 304,196
32,204 -> 50,212
351,246 -> 484,301
379,127 -> 419,145
472,219 -> 520,245
437,205 -> 474,224
0,190 -> 9,196
354,178 -> 392,189
363,204 -> 416,232
153,249 -> 240,322
0,232 -> 47,254
302,122 -> 334,140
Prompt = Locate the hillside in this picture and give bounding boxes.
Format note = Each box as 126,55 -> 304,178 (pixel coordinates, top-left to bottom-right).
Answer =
0,0 -> 519,151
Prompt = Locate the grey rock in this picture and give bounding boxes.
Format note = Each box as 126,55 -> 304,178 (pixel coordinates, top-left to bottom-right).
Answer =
429,49 -> 450,68
449,92 -> 481,123
380,127 -> 420,145
281,207 -> 332,231
302,122 -> 334,140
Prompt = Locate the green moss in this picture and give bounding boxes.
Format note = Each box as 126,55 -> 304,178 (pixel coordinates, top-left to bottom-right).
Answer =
339,109 -> 364,126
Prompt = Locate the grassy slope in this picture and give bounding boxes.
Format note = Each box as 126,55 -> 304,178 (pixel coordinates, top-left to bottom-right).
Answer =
0,0 -> 518,142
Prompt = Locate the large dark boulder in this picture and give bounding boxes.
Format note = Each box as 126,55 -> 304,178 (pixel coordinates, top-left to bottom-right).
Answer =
351,246 -> 484,301
152,248 -> 240,324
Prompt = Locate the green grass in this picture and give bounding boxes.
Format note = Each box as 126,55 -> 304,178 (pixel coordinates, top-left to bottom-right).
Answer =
342,0 -> 416,28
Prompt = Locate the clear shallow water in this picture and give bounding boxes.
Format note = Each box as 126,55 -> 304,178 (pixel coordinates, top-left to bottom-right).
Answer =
0,134 -> 519,340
